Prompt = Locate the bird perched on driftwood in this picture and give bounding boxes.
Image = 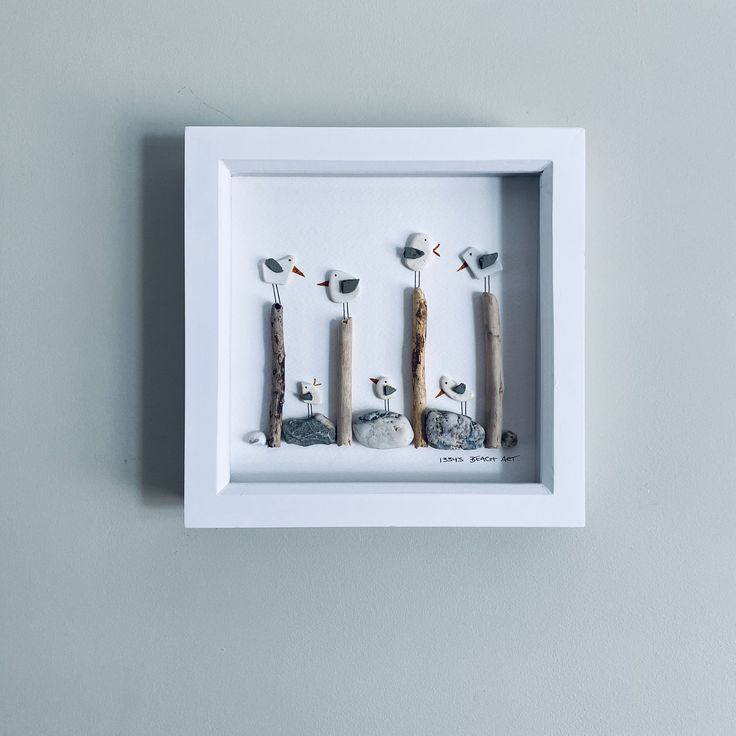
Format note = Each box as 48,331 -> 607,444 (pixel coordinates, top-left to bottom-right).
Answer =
370,376 -> 397,412
297,379 -> 322,417
436,375 -> 474,416
401,232 -> 440,287
457,247 -> 502,292
318,270 -> 360,319
259,254 -> 305,304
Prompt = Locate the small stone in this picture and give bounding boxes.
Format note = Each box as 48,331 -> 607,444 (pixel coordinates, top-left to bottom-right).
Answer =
425,410 -> 485,450
501,430 -> 518,449
244,430 -> 266,446
282,413 -> 336,446
353,410 -> 414,449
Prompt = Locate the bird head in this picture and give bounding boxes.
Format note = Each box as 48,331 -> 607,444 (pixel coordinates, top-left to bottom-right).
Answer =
457,247 -> 476,276
282,255 -> 304,277
435,376 -> 453,398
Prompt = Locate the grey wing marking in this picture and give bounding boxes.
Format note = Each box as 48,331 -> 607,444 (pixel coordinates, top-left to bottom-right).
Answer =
301,391 -> 313,402
403,246 -> 424,260
477,252 -> 498,269
454,383 -> 466,395
265,258 -> 284,273
383,385 -> 397,397
340,278 -> 360,294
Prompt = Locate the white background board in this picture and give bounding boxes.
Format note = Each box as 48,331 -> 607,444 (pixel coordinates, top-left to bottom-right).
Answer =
230,174 -> 540,484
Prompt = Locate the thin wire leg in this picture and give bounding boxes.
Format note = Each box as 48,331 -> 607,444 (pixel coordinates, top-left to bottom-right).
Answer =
346,302 -> 350,319
276,284 -> 282,304
418,271 -> 421,288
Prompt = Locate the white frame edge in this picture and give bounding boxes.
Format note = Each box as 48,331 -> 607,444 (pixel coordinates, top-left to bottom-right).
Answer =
184,127 -> 585,528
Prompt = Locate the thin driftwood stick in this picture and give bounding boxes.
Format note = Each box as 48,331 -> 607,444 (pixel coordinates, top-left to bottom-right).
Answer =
267,303 -> 285,447
482,291 -> 504,448
337,317 -> 352,446
410,287 -> 428,447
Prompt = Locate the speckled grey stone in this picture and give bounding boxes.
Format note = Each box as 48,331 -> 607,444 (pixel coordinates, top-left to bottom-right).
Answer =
282,413 -> 335,446
501,430 -> 518,449
425,410 -> 485,450
353,410 -> 414,449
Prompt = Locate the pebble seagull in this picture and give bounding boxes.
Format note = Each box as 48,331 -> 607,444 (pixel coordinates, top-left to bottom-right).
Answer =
259,254 -> 305,304
317,270 -> 360,319
297,379 -> 322,418
401,232 -> 440,287
436,375 -> 474,416
370,376 -> 397,412
457,247 -> 502,293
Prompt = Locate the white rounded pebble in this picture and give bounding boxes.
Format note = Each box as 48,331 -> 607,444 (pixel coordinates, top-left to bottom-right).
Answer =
244,430 -> 266,446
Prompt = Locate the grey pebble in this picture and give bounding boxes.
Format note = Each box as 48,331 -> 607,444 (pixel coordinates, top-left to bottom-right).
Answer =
425,409 -> 485,450
282,413 -> 336,446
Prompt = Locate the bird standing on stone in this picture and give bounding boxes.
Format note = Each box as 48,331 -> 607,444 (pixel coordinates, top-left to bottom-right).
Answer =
370,376 -> 397,412
317,270 -> 360,319
435,375 -> 474,416
259,255 -> 305,304
401,232 -> 440,287
457,247 -> 502,292
297,379 -> 322,418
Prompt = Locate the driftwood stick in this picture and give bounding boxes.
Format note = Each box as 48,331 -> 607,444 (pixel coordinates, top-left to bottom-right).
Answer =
410,287 -> 428,447
337,317 -> 352,446
482,292 -> 504,448
267,303 -> 285,447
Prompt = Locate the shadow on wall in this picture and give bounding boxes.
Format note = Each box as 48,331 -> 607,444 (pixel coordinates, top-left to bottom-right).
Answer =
139,135 -> 185,505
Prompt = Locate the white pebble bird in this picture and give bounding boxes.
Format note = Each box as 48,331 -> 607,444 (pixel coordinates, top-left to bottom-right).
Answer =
435,375 -> 474,416
297,379 -> 322,417
457,247 -> 502,292
370,376 -> 397,412
259,254 -> 305,303
318,270 -> 360,318
401,232 -> 440,287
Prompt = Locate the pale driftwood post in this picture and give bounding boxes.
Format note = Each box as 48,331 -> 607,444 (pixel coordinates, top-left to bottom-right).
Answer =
482,292 -> 504,448
267,303 -> 285,447
410,287 -> 428,447
337,317 -> 352,446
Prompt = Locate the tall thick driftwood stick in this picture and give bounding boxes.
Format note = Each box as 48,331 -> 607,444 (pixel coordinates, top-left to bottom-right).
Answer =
267,303 -> 285,447
410,287 -> 428,447
481,292 -> 504,448
337,317 -> 352,446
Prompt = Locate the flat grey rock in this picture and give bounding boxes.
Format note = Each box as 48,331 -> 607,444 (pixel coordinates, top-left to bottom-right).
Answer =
425,409 -> 485,450
282,413 -> 336,446
353,410 -> 414,449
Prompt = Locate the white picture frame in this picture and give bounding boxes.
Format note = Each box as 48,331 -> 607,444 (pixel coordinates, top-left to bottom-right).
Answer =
185,127 -> 585,527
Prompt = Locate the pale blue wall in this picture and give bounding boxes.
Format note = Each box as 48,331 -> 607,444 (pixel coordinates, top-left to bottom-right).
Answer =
2,1 -> 734,733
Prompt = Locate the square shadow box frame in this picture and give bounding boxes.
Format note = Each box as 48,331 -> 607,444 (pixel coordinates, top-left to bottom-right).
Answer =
185,127 -> 584,527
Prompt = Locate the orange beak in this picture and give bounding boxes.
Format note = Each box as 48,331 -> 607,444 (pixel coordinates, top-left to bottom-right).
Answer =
317,280 -> 329,287
433,243 -> 441,256
435,389 -> 446,398
457,261 -> 469,272
370,377 -> 379,384
292,265 -> 305,277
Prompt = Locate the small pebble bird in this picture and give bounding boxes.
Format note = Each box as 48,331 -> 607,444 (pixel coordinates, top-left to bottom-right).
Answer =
259,254 -> 305,303
318,270 -> 360,318
435,375 -> 474,416
370,376 -> 397,412
297,379 -> 322,418
457,247 -> 502,292
401,232 -> 440,287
